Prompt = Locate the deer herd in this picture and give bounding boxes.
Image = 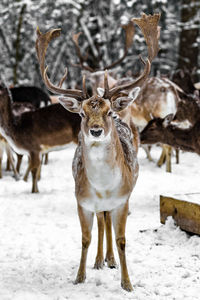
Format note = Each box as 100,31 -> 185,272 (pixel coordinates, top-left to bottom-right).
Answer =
0,13 -> 200,292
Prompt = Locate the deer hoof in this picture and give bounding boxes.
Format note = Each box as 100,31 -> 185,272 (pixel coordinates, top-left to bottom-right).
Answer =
94,257 -> 104,269
121,279 -> 133,292
106,256 -> 117,269
74,273 -> 86,284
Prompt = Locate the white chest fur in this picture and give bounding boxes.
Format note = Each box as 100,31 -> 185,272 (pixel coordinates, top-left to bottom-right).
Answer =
81,140 -> 128,213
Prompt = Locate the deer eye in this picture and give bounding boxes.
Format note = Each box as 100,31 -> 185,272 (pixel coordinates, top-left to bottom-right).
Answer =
107,111 -> 112,117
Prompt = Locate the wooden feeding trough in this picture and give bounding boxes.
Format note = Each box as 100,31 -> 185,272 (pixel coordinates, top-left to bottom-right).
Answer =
160,195 -> 200,235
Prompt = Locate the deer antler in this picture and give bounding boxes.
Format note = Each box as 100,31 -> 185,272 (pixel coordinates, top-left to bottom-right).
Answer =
72,21 -> 135,73
103,21 -> 135,70
72,32 -> 95,72
104,13 -> 161,99
36,27 -> 85,99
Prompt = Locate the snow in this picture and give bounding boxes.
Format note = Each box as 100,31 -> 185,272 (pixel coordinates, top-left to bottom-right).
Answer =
0,144 -> 200,299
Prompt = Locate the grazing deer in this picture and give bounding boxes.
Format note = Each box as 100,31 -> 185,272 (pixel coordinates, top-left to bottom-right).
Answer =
140,114 -> 200,155
0,85 -> 81,193
140,88 -> 200,154
36,12 -> 160,291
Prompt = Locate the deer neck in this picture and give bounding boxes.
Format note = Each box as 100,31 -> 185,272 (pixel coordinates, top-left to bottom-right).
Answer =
82,122 -> 123,192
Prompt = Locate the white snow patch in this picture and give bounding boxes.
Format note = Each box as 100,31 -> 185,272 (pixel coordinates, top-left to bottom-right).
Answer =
0,145 -> 200,299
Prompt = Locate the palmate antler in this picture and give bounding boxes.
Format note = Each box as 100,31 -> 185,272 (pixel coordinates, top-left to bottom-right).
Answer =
103,13 -> 161,99
35,13 -> 160,101
72,21 -> 135,72
36,27 -> 86,99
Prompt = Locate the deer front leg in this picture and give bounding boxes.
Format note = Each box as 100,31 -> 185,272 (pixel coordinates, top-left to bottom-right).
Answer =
30,152 -> 41,193
165,145 -> 172,173
94,212 -> 105,269
104,211 -> 117,268
112,201 -> 133,292
75,205 -> 94,284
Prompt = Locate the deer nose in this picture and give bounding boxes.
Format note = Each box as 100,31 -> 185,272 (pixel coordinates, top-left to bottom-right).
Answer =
90,128 -> 103,137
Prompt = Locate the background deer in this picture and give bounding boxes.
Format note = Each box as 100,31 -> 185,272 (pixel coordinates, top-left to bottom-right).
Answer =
0,84 -> 81,193
140,113 -> 200,155
10,85 -> 51,108
36,12 -> 160,291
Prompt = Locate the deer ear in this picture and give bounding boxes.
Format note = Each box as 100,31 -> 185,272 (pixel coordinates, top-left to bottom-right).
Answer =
112,87 -> 140,112
163,114 -> 174,127
58,96 -> 81,113
129,87 -> 140,101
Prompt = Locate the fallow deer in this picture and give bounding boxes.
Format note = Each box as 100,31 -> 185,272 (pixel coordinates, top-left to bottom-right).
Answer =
0,85 -> 81,193
140,114 -> 200,155
36,12 -> 160,291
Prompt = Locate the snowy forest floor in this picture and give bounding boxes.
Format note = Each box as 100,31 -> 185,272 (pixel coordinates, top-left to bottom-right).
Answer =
0,144 -> 200,300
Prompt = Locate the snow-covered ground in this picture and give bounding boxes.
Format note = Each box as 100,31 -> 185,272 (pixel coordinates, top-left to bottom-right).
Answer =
0,144 -> 200,300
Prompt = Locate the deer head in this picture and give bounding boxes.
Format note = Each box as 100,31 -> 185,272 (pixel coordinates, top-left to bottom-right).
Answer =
36,13 -> 160,135
140,114 -> 174,144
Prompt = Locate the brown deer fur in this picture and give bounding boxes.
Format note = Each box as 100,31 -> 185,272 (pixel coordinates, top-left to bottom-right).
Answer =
59,92 -> 139,292
140,115 -> 200,155
0,84 -> 81,193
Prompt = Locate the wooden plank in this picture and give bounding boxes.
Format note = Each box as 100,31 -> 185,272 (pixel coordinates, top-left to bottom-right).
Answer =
160,195 -> 200,235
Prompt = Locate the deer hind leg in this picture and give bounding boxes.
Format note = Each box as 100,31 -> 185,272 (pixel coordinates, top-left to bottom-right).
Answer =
29,152 -> 41,193
112,201 -> 133,292
105,211 -> 117,268
94,212 -> 105,269
16,154 -> 23,173
75,205 -> 94,284
5,145 -> 19,180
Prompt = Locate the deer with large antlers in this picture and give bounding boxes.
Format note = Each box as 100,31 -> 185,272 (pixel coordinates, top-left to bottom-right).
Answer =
72,16 -> 179,172
36,13 -> 160,291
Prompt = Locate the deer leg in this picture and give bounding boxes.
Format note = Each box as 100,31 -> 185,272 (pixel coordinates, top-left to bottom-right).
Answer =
44,153 -> 48,165
105,211 -> 117,268
30,152 -> 41,193
6,157 -> 11,171
5,145 -> 19,180
94,212 -> 105,269
165,145 -> 172,173
75,205 -> 94,284
16,154 -> 23,173
142,145 -> 153,161
23,160 -> 31,182
112,201 -> 133,292
175,149 -> 179,164
157,145 -> 166,167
